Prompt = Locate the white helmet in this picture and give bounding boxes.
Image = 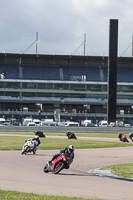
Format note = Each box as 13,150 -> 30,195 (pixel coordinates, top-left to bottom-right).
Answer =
34,135 -> 39,140
69,145 -> 74,152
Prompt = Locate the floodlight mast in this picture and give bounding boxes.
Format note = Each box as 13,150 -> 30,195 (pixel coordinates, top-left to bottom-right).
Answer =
0,48 -> 6,54
84,33 -> 86,56
120,35 -> 133,57
22,32 -> 38,55
22,32 -> 54,55
131,35 -> 133,57
36,32 -> 38,55
71,33 -> 86,56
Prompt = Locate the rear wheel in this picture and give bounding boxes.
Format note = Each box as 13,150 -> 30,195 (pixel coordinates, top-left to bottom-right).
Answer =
53,161 -> 64,174
33,148 -> 36,154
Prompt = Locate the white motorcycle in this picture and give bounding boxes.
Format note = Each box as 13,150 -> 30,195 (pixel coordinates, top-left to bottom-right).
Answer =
21,139 -> 37,155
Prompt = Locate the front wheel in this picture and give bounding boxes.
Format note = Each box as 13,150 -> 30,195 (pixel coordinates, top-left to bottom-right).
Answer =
53,161 -> 64,174
21,147 -> 28,155
43,165 -> 49,173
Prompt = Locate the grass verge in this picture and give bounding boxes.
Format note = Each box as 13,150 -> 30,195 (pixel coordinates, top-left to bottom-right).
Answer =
0,136 -> 132,150
0,131 -> 128,138
0,190 -> 102,200
101,163 -> 133,178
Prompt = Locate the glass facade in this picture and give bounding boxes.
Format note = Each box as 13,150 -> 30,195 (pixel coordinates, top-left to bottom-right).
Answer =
0,79 -> 133,114
0,80 -> 133,100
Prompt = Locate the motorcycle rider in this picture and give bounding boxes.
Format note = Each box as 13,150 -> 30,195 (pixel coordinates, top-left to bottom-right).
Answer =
47,145 -> 75,168
32,135 -> 41,153
34,131 -> 45,138
25,135 -> 41,154
118,132 -> 129,142
66,130 -> 76,139
129,132 -> 133,141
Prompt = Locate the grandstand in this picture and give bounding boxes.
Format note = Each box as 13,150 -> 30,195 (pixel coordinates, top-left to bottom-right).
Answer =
0,53 -> 133,124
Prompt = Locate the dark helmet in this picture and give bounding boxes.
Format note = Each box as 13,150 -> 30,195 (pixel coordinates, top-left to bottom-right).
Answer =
118,132 -> 123,139
129,132 -> 133,139
68,145 -> 74,152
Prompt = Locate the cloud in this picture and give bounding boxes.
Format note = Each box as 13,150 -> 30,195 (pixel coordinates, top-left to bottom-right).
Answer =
0,0 -> 133,56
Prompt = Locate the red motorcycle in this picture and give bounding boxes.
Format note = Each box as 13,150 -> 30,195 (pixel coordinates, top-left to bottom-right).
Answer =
118,132 -> 129,142
43,152 -> 73,174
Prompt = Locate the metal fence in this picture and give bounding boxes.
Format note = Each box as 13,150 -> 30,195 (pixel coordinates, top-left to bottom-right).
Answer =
0,125 -> 132,134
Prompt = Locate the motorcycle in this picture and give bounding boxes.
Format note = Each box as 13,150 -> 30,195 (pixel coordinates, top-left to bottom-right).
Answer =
129,132 -> 133,142
43,152 -> 73,174
34,131 -> 46,138
66,131 -> 77,139
118,133 -> 129,142
21,139 -> 37,154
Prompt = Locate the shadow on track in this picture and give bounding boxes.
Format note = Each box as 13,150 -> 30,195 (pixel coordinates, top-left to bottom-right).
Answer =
58,169 -> 93,176
58,172 -> 92,176
22,153 -> 53,157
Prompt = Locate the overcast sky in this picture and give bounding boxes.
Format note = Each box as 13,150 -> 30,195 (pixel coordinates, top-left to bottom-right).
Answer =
0,0 -> 133,57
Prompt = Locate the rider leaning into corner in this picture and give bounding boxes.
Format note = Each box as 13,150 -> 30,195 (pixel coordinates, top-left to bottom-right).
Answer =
26,135 -> 41,154
47,145 -> 75,169
118,132 -> 129,142
32,135 -> 41,152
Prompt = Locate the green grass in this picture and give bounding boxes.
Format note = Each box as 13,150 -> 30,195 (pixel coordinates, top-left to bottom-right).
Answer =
0,133 -> 132,199
39,138 -> 133,150
0,136 -> 132,151
0,131 -> 126,138
101,163 -> 133,178
0,190 -> 102,200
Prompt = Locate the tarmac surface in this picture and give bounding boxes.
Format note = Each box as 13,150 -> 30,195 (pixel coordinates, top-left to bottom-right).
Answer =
0,136 -> 133,200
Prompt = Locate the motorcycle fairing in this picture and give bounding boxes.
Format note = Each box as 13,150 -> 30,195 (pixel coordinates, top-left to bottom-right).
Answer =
52,155 -> 63,172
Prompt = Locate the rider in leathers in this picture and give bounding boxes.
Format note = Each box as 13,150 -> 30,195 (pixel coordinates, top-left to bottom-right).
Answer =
25,135 -> 40,153
48,145 -> 74,168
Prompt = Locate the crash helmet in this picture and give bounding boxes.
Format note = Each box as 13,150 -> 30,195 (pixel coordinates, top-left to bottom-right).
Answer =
34,135 -> 39,140
129,132 -> 133,137
68,145 -> 74,152
118,132 -> 123,139
122,134 -> 126,141
129,132 -> 133,139
118,132 -> 122,136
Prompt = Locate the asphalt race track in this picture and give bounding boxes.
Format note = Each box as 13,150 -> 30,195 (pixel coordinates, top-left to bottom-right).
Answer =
0,138 -> 133,200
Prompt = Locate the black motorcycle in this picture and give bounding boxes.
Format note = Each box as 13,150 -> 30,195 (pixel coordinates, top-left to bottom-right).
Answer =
34,131 -> 46,138
66,131 -> 77,139
129,132 -> 133,142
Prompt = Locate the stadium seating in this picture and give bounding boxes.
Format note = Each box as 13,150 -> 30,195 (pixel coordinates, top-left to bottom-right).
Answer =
22,65 -> 60,80
117,68 -> 133,82
0,64 -> 19,79
1,62 -> 133,82
61,66 -> 101,81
